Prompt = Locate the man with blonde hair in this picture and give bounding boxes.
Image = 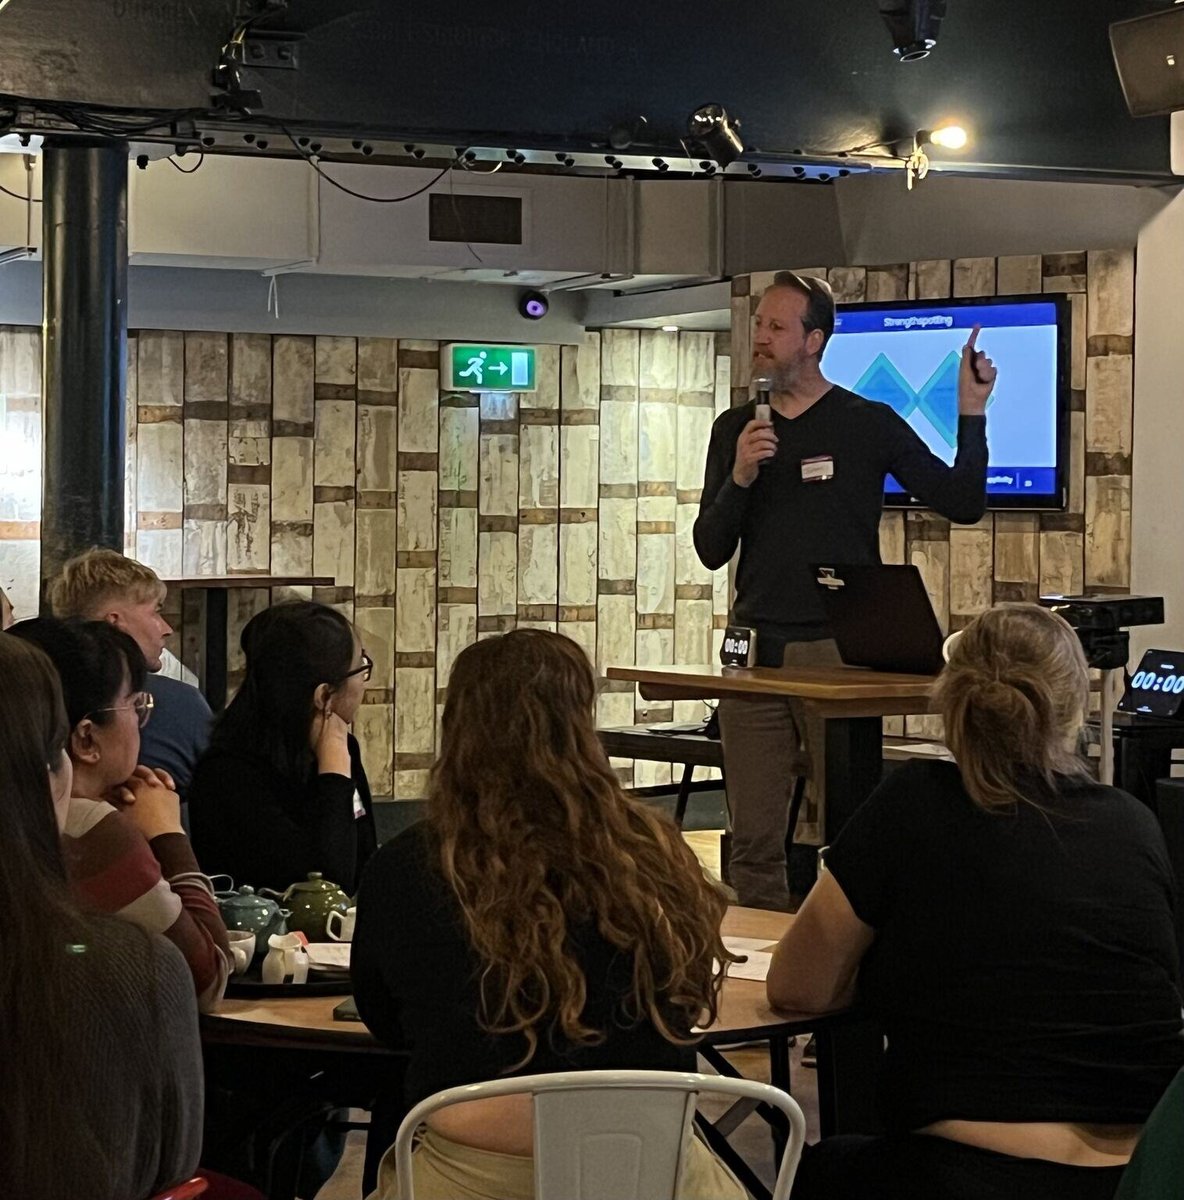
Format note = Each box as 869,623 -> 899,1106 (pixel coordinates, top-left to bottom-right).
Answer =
49,548 -> 212,800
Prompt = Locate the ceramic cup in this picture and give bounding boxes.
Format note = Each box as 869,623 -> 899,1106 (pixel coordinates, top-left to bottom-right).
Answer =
325,906 -> 357,943
261,931 -> 310,986
226,929 -> 256,975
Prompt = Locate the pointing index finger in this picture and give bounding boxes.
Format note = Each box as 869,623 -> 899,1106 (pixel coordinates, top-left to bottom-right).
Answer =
965,323 -> 981,353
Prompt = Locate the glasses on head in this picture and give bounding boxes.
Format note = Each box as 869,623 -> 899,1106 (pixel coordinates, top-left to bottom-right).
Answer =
339,651 -> 373,684
90,692 -> 155,729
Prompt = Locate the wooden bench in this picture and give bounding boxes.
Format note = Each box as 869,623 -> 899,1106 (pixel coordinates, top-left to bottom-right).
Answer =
598,726 -> 725,827
597,726 -> 808,842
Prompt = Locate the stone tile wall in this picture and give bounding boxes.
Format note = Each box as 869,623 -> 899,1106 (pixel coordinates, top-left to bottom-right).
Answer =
0,328 -> 729,799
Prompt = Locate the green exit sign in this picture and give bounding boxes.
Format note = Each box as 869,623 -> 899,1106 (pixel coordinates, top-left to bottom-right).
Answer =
444,344 -> 537,392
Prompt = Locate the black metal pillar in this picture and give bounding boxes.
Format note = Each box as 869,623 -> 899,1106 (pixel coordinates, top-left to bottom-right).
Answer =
40,138 -> 128,608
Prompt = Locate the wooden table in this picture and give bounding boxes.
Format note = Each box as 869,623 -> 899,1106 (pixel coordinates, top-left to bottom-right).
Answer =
202,906 -> 882,1198
203,908 -> 803,1051
607,662 -> 936,841
162,575 -> 334,711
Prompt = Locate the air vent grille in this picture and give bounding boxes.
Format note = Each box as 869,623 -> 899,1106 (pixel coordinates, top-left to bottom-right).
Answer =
428,193 -> 522,244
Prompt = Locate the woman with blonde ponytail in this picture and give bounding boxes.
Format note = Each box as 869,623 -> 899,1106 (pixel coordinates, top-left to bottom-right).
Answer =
769,604 -> 1184,1200
351,629 -> 745,1200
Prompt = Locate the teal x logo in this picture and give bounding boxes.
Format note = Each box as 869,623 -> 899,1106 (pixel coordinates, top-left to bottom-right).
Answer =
854,352 -> 964,448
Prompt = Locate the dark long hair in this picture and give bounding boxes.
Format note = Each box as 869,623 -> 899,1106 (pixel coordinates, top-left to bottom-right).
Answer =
0,635 -> 123,1188
429,629 -> 730,1068
8,617 -> 147,730
213,601 -> 356,780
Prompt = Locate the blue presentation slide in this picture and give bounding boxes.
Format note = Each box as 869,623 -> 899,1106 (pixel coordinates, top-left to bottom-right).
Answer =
822,302 -> 1060,496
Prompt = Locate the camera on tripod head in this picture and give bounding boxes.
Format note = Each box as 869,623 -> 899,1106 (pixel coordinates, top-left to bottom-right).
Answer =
1037,594 -> 1164,669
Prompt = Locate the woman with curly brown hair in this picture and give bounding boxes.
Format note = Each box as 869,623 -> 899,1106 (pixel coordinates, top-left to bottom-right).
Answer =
351,628 -> 745,1199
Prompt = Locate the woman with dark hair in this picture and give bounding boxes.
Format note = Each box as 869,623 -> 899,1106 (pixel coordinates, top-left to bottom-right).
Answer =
351,629 -> 745,1199
768,604 -> 1184,1200
10,617 -> 229,1011
0,634 -> 203,1199
189,600 -> 377,893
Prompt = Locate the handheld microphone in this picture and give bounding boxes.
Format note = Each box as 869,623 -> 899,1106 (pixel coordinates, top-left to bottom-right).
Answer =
754,376 -> 772,423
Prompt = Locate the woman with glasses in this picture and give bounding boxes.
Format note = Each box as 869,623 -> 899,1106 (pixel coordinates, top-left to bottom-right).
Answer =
0,633 -> 205,1199
189,600 -> 377,894
7,617 -> 230,1012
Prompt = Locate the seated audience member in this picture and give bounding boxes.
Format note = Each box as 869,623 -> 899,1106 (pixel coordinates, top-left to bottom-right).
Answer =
49,548 -> 213,799
8,618 -> 229,1011
351,629 -> 746,1200
0,634 -> 203,1200
189,600 -> 377,894
768,604 -> 1184,1200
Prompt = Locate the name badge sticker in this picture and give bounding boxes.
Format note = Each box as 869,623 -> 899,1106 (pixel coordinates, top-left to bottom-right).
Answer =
801,455 -> 834,482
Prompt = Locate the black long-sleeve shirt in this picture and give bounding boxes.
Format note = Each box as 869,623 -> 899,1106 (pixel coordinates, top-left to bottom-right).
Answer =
694,387 -> 987,657
188,734 -> 377,894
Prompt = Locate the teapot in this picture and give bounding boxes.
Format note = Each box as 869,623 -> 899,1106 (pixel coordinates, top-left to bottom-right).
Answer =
215,884 -> 289,944
265,872 -> 350,942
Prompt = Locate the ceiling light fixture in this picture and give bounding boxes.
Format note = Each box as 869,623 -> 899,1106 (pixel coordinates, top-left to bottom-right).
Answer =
924,123 -> 968,149
904,123 -> 970,188
661,324 -> 680,333
687,103 -> 744,167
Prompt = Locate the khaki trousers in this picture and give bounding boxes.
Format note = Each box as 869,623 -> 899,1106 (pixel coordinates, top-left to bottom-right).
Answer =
372,1125 -> 747,1200
718,638 -> 843,911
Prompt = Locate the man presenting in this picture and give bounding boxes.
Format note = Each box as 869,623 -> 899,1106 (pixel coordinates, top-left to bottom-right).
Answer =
694,272 -> 995,911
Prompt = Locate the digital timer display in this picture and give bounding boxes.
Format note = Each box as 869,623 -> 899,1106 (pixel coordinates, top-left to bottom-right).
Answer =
1118,649 -> 1184,719
1130,671 -> 1184,694
720,625 -> 757,668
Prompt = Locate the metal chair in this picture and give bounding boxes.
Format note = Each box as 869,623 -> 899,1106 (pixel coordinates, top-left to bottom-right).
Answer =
394,1068 -> 806,1200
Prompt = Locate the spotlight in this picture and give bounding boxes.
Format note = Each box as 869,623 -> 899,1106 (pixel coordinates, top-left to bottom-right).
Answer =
519,290 -> 548,321
687,103 -> 744,167
878,0 -> 947,62
608,116 -> 648,152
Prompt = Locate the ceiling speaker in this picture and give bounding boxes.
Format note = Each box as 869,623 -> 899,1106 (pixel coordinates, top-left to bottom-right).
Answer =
1111,8 -> 1184,117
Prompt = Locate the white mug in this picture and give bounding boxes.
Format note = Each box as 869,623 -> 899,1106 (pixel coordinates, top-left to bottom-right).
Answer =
226,929 -> 256,976
325,906 -> 357,943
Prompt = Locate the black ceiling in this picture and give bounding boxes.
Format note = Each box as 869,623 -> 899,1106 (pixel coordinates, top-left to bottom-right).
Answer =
0,0 -> 1175,181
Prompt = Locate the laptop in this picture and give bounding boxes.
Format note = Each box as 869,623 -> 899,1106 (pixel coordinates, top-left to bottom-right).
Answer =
812,563 -> 945,675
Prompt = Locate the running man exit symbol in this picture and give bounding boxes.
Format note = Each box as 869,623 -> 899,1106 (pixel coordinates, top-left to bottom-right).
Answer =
444,344 -> 537,392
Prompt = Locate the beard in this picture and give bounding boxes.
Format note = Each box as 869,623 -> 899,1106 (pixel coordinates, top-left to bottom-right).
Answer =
753,357 -> 806,393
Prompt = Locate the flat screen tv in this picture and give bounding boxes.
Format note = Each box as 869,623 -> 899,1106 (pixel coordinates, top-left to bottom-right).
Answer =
822,293 -> 1070,511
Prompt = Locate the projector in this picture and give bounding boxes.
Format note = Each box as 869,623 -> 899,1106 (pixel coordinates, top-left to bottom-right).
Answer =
1038,594 -> 1164,632
1038,594 -> 1164,669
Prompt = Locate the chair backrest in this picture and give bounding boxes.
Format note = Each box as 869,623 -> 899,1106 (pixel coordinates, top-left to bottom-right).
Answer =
147,1179 -> 208,1200
394,1068 -> 807,1200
